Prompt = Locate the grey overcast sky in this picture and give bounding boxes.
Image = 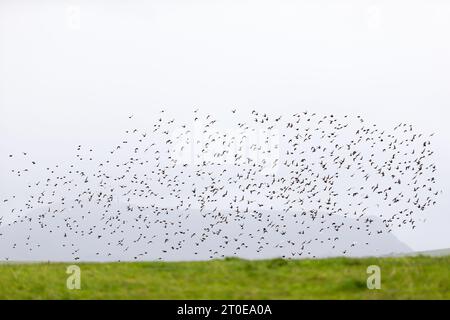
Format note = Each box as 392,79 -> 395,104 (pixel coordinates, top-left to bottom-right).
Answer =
0,0 -> 449,252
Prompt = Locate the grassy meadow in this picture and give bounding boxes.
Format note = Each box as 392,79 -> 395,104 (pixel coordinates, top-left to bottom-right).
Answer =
0,256 -> 448,299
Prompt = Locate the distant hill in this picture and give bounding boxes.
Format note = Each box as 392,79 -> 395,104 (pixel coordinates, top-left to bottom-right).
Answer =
1,204 -> 412,262
403,248 -> 450,257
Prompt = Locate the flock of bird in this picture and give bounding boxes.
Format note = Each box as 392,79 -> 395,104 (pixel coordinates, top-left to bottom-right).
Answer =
0,109 -> 441,261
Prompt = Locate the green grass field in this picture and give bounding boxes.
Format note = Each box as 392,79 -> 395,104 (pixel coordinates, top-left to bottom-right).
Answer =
0,256 -> 448,299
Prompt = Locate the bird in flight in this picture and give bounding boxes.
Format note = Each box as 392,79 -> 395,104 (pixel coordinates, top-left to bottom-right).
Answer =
0,109 -> 441,262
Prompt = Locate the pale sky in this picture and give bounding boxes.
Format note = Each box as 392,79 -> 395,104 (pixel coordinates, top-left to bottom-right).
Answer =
1,0 -> 449,254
